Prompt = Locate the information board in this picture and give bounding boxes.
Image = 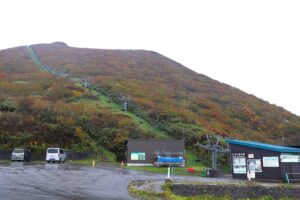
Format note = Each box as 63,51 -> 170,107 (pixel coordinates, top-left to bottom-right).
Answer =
233,157 -> 246,174
255,159 -> 262,172
131,152 -> 146,160
280,154 -> 300,163
263,157 -> 279,167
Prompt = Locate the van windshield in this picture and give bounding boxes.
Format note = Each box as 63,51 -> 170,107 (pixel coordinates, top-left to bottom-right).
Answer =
13,149 -> 24,153
47,149 -> 58,153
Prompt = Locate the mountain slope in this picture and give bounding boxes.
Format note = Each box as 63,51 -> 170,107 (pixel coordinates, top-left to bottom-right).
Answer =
0,42 -> 300,157
0,45 -> 165,159
28,42 -> 300,145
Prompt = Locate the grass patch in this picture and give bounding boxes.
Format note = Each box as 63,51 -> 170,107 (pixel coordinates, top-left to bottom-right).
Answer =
126,112 -> 168,139
13,80 -> 29,84
126,151 -> 208,176
165,193 -> 232,200
101,148 -> 117,162
70,149 -> 118,165
128,180 -> 233,200
125,165 -> 207,177
69,158 -> 119,166
129,181 -> 296,200
128,182 -> 165,200
185,151 -> 206,168
125,165 -> 200,176
91,90 -> 168,138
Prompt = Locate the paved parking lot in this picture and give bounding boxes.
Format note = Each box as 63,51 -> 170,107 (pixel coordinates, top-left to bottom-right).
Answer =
0,162 -> 242,200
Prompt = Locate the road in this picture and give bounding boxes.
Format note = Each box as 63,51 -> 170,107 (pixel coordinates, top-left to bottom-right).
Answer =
0,162 -> 242,200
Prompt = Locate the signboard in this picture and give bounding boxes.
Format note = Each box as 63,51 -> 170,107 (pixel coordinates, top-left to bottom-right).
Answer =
130,152 -> 146,160
232,153 -> 245,156
263,157 -> 279,167
233,157 -> 246,174
280,154 -> 300,163
248,154 -> 254,159
247,170 -> 256,179
255,159 -> 262,172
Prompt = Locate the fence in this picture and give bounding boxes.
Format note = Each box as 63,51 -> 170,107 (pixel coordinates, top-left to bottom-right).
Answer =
0,150 -> 99,161
285,173 -> 300,183
0,151 -> 11,160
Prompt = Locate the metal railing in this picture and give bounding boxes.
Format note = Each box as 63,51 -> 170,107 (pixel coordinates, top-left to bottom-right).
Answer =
285,173 -> 300,184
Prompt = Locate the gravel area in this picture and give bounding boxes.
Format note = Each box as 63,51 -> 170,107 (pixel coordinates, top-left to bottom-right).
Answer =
0,162 -> 244,200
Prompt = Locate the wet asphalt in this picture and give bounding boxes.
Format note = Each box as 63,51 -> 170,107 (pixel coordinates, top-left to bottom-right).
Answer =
0,162 -> 242,200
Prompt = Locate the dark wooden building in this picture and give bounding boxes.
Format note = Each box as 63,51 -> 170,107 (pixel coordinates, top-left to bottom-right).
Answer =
125,139 -> 184,166
227,139 -> 300,180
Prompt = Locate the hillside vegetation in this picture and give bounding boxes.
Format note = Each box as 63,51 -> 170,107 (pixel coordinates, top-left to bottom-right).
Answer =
0,45 -> 165,159
0,42 -> 300,159
31,42 -> 300,145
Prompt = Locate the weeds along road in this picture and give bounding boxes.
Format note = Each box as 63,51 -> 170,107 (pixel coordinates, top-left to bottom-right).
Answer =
0,162 -> 242,200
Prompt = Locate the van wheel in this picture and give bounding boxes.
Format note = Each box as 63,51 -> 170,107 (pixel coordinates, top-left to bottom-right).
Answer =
47,161 -> 50,163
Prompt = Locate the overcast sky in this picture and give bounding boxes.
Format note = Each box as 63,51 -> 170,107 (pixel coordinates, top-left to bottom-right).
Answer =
1,0 -> 300,115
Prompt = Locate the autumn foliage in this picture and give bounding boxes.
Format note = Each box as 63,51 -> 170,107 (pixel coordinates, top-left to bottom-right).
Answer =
0,42 -> 300,159
29,43 -> 300,146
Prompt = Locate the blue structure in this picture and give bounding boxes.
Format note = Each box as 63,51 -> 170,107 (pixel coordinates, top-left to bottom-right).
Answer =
157,156 -> 183,165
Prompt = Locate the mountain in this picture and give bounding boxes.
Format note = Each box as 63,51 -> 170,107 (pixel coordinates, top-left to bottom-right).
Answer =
0,42 -> 300,157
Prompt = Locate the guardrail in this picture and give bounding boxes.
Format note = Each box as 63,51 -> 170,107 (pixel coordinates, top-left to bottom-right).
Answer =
0,150 -> 99,161
285,173 -> 300,184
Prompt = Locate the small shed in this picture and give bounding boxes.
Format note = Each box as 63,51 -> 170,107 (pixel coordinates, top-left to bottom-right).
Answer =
125,139 -> 185,166
227,139 -> 300,180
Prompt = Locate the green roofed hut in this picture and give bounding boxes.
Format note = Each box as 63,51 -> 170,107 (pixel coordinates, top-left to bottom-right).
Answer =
226,139 -> 300,181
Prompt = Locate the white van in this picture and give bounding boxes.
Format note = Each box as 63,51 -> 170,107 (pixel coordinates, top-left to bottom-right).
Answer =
11,148 -> 31,162
46,148 -> 67,163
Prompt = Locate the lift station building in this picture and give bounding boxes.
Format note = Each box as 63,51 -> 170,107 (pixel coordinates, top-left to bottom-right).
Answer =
125,139 -> 185,166
227,139 -> 300,181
